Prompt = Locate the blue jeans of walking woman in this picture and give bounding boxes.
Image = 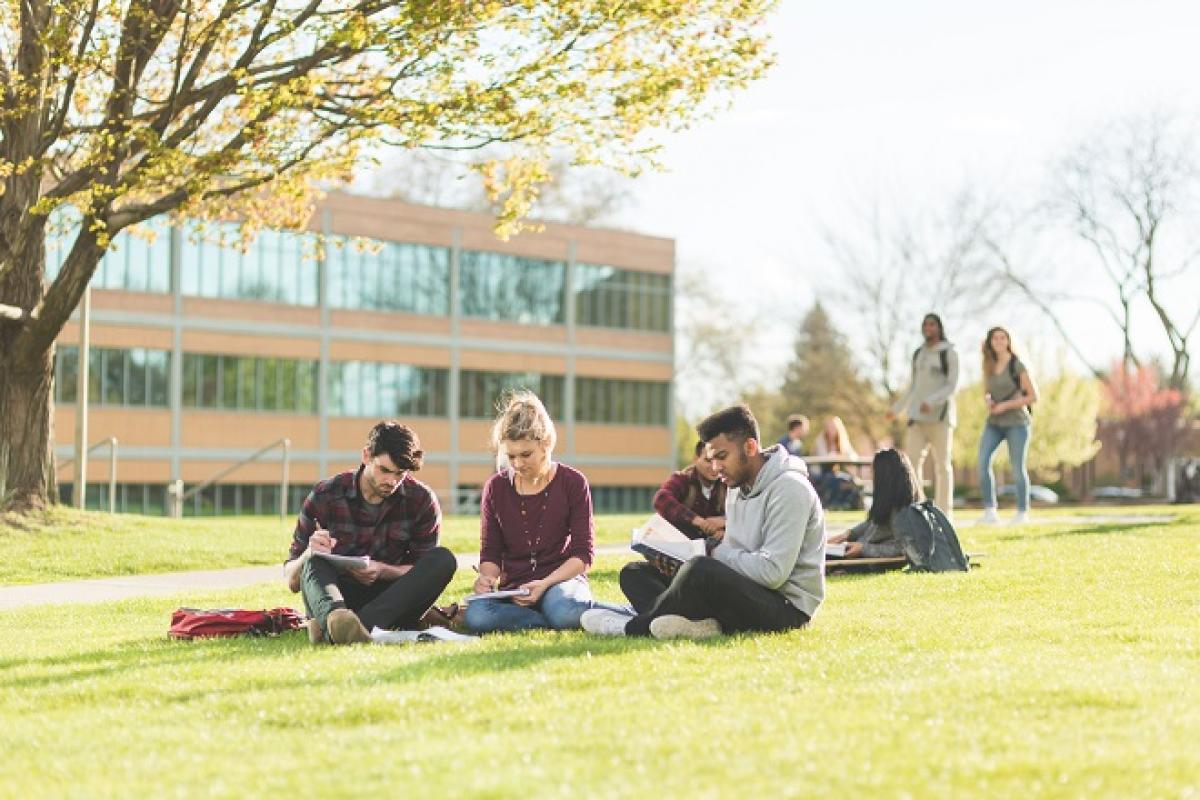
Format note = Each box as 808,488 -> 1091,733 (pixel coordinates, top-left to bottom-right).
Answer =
464,575 -> 629,633
978,422 -> 1031,512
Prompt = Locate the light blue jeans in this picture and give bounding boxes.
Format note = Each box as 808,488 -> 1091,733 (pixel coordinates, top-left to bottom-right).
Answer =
978,422 -> 1031,512
463,575 -> 628,633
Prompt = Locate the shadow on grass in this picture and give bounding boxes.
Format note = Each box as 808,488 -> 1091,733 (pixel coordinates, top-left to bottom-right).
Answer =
0,634 -> 302,690
993,520 -> 1174,543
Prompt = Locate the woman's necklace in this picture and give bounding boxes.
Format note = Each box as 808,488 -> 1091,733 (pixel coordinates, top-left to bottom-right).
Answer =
516,467 -> 552,573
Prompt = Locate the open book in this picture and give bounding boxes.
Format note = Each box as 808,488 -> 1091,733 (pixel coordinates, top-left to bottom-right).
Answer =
825,541 -> 847,558
369,626 -> 479,644
310,551 -> 370,571
631,514 -> 705,567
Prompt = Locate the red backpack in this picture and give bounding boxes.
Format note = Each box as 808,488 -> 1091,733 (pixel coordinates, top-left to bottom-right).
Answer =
169,607 -> 304,640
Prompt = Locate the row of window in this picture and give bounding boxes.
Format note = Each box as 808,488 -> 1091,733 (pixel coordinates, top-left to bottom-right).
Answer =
55,346 -> 170,407
455,484 -> 655,515
47,221 -> 670,331
54,349 -> 670,426
60,482 -> 654,516
58,482 -> 309,517
182,353 -> 319,413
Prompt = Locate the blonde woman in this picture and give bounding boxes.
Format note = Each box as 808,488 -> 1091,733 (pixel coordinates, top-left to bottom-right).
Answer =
464,391 -> 627,632
812,416 -> 862,510
978,327 -> 1039,524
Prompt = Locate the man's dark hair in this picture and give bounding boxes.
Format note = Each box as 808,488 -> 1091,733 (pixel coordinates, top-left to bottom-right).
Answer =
693,440 -> 707,458
366,421 -> 424,471
923,313 -> 946,341
696,404 -> 760,445
869,448 -> 921,525
786,414 -> 809,432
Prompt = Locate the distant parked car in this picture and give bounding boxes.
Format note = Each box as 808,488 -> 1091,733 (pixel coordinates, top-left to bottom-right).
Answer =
998,484 -> 1059,504
1092,486 -> 1144,499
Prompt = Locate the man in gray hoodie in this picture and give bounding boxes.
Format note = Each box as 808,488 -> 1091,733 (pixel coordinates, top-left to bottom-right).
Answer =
581,404 -> 825,640
887,313 -> 959,516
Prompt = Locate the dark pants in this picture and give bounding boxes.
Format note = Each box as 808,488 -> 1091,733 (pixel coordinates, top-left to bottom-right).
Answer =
620,561 -> 673,614
301,546 -> 456,635
624,556 -> 809,637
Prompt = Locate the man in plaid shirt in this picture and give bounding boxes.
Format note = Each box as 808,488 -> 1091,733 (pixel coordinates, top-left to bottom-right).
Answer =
285,421 -> 456,645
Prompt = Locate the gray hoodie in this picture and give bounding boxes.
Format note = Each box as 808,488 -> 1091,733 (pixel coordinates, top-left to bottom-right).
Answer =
712,445 -> 826,619
892,339 -> 959,426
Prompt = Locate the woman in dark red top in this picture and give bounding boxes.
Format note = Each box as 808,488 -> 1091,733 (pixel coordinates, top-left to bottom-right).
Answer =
464,390 -> 628,632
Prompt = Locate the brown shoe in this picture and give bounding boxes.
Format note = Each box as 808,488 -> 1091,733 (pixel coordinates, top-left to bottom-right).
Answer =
306,617 -> 327,645
326,609 -> 371,645
419,603 -> 464,631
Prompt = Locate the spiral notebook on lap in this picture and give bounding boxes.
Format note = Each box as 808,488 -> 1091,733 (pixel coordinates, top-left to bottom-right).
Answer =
310,552 -> 370,571
631,514 -> 705,567
462,588 -> 531,604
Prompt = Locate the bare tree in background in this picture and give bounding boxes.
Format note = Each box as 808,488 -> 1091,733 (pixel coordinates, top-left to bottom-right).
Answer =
825,189 -> 1011,402
674,266 -> 757,420
1050,113 -> 1200,390
368,150 -> 634,227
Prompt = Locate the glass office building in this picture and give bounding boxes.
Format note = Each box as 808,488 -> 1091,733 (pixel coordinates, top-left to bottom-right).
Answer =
51,192 -> 675,516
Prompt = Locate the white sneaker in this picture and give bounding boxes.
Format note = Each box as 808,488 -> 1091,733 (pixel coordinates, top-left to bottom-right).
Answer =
580,608 -> 634,637
1009,512 -> 1030,525
649,615 -> 722,640
979,508 -> 1000,525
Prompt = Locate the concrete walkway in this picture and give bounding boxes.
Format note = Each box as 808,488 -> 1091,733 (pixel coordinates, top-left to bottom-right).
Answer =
0,544 -> 631,611
0,514 -> 1171,611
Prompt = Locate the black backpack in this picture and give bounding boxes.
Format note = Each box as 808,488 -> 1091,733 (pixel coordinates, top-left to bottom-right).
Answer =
1004,357 -> 1033,416
892,501 -> 969,572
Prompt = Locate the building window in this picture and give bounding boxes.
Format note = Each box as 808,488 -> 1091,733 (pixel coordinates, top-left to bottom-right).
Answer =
575,378 -> 670,426
46,216 -> 172,293
327,237 -> 450,315
181,353 -> 318,412
459,371 -> 565,420
328,361 -> 449,418
590,485 -> 656,514
55,345 -> 171,407
460,251 -> 565,325
575,264 -> 671,332
180,222 -> 319,305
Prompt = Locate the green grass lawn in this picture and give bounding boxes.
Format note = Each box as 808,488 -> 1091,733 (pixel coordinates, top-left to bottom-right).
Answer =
1,508 -> 1198,797
0,509 -> 647,585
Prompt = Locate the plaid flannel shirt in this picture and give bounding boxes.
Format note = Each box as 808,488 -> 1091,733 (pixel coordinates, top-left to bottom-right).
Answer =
287,465 -> 441,566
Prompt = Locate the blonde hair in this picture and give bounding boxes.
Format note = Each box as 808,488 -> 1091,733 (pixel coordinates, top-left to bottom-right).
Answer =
490,390 -> 557,455
821,416 -> 857,459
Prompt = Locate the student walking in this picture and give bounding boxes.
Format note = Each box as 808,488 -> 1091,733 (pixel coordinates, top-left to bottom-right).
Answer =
977,327 -> 1039,524
887,313 -> 959,517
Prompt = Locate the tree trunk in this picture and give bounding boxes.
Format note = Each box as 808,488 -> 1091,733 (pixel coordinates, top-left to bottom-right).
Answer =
0,348 -> 57,512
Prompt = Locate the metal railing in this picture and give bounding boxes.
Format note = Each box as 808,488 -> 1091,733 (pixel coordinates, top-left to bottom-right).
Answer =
169,438 -> 291,520
57,437 -> 119,514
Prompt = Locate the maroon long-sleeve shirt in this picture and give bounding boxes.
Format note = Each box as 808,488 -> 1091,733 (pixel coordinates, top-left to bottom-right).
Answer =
652,465 -> 727,539
478,463 -> 595,589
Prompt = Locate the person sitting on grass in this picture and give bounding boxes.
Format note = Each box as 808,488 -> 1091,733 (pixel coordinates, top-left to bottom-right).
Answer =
464,390 -> 628,633
826,448 -> 919,559
581,404 -> 826,640
619,440 -> 727,614
285,421 -> 457,645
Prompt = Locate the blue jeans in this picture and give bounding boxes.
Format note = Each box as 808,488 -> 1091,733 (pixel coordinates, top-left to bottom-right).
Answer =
463,575 -> 628,633
978,422 -> 1031,512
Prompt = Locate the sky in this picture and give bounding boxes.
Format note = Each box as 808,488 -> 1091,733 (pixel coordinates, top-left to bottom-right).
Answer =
607,0 -> 1200,389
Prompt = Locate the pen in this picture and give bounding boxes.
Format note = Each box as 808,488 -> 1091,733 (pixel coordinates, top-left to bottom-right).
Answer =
472,564 -> 499,591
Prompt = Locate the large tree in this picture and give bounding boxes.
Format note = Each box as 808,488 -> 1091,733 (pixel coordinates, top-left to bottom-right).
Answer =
774,301 -> 884,447
0,0 -> 775,512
